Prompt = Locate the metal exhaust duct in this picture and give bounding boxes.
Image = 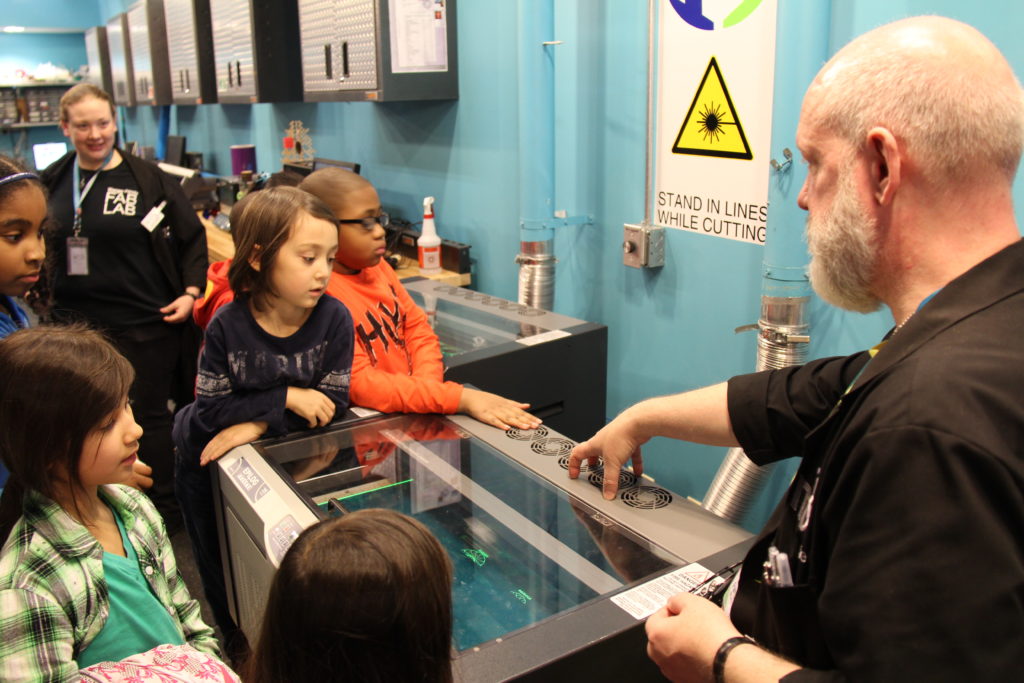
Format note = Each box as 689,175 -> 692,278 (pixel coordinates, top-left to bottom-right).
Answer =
702,0 -> 830,524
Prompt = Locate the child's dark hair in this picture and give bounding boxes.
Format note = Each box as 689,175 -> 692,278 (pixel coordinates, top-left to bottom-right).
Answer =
246,508 -> 454,683
0,325 -> 134,542
227,186 -> 336,311
298,166 -> 373,217
0,155 -> 45,203
0,154 -> 54,315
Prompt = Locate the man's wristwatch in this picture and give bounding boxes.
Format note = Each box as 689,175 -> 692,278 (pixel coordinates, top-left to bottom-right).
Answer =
713,636 -> 756,683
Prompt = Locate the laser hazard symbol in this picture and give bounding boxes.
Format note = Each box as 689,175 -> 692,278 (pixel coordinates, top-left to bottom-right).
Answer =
672,56 -> 753,160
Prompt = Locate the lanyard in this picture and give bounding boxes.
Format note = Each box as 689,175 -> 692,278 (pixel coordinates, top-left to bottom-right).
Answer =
71,150 -> 115,237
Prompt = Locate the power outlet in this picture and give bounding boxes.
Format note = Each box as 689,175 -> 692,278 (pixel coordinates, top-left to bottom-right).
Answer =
623,223 -> 665,268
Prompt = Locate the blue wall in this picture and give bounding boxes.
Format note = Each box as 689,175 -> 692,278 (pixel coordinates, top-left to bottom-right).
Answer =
0,1 -> 96,168
11,1 -> 1024,531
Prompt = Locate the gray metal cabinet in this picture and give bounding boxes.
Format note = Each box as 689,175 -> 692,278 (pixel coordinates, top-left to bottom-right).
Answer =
298,0 -> 458,102
127,0 -> 172,105
164,0 -> 217,104
84,27 -> 114,95
106,14 -> 135,106
210,0 -> 301,104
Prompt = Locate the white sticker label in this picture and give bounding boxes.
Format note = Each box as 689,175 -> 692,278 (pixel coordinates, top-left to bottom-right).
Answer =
611,562 -> 723,620
516,329 -> 571,346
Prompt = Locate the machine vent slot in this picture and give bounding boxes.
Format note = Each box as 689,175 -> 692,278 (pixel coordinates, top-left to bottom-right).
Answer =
505,425 -> 549,441
619,486 -> 673,510
558,454 -> 602,472
590,470 -> 637,490
530,438 -> 575,457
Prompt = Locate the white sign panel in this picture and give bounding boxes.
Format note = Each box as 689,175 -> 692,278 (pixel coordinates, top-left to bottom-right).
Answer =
655,0 -> 778,245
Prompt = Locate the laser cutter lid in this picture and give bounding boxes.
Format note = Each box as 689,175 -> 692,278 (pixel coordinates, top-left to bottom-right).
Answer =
403,280 -> 593,357
254,413 -> 681,653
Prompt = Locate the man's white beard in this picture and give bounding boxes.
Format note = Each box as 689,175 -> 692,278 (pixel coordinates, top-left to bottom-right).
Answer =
807,167 -> 882,313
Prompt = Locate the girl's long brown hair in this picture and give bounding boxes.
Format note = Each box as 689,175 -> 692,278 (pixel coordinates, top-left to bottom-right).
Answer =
0,325 -> 133,544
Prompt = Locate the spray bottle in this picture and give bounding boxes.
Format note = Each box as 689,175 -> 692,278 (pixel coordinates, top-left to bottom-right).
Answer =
418,196 -> 442,274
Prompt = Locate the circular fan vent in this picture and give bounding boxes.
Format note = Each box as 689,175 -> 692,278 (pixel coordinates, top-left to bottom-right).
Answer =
505,425 -> 549,441
619,486 -> 673,510
530,438 -> 575,456
558,454 -> 603,472
589,469 -> 637,490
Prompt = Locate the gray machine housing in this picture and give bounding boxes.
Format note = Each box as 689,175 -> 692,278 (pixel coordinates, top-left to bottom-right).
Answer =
214,414 -> 751,682
403,278 -> 607,442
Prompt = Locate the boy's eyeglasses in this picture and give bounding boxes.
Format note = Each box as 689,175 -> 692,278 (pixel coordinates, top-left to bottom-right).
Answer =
337,212 -> 390,231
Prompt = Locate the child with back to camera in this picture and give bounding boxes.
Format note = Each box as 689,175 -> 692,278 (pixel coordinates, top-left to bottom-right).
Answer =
245,508 -> 454,683
195,168 -> 539,432
172,186 -> 354,661
0,325 -> 228,679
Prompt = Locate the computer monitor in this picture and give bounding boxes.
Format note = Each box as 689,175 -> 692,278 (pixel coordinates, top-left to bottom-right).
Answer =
164,135 -> 186,167
311,157 -> 361,174
31,142 -> 68,172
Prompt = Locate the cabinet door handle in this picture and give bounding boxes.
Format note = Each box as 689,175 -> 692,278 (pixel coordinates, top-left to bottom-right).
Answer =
228,62 -> 233,87
179,70 -> 184,92
342,41 -> 349,79
235,61 -> 241,87
324,44 -> 332,80
186,69 -> 191,92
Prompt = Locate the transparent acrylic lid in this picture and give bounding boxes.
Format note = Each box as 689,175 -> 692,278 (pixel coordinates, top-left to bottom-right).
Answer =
407,288 -> 555,357
256,414 -> 681,651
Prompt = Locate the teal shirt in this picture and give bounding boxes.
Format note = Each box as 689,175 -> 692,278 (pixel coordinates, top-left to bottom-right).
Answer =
0,485 -> 219,681
77,505 -> 184,667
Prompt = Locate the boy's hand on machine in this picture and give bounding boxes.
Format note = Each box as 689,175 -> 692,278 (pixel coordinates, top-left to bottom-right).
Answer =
459,388 -> 541,431
126,459 -> 154,491
286,387 -> 337,428
160,294 -> 196,323
201,421 -> 268,465
569,411 -> 646,500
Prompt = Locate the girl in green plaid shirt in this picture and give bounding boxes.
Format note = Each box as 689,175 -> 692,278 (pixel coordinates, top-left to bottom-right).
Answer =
0,326 -> 228,680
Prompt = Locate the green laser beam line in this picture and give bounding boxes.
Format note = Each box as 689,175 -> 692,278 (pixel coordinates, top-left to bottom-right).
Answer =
335,478 -> 415,502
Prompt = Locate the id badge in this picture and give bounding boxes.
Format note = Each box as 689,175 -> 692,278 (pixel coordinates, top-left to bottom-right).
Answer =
141,204 -> 165,232
141,200 -> 168,233
67,236 -> 89,276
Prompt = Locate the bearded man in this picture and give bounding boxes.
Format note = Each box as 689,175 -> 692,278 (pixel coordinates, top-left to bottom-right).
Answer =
570,15 -> 1024,682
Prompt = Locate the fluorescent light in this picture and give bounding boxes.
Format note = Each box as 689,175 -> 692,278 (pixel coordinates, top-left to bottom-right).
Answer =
3,26 -> 26,33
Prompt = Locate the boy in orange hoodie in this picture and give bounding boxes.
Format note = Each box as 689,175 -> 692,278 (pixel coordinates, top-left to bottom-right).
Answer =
195,168 -> 538,432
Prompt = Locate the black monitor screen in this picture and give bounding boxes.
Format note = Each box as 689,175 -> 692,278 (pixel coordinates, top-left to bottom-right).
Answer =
165,135 -> 186,166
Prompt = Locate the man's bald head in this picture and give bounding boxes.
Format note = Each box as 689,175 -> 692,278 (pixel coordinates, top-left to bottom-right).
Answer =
804,16 -> 1024,184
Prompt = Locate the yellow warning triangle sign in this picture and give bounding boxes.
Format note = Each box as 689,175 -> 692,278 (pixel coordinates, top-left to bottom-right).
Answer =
672,56 -> 753,160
